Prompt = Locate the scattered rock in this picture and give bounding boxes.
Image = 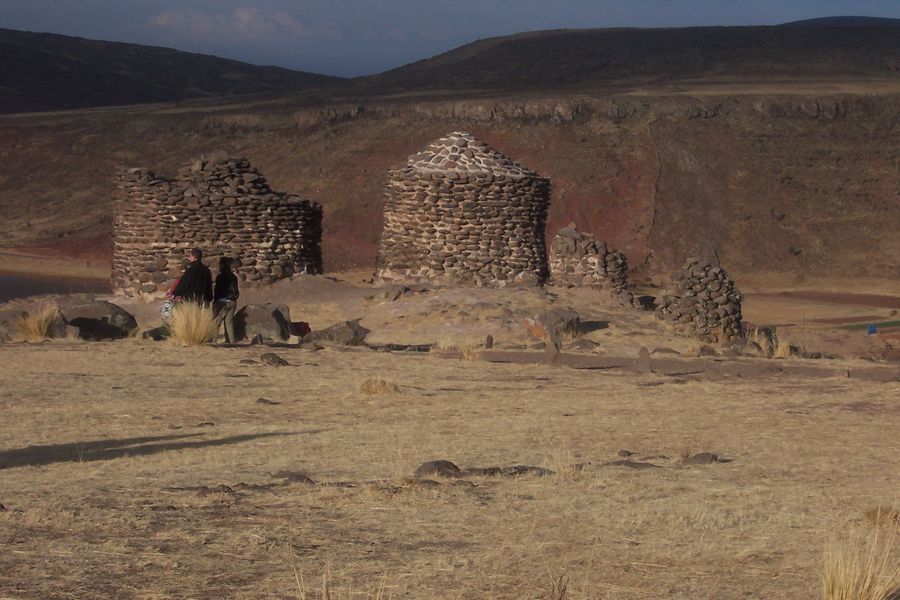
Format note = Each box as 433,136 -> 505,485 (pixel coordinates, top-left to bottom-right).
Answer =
61,301 -> 138,340
142,326 -> 169,341
525,307 -> 580,340
651,347 -> 680,355
463,465 -> 553,477
681,452 -> 732,465
603,459 -> 660,469
235,304 -> 292,342
260,352 -> 289,366
414,460 -> 463,478
616,449 -> 636,457
567,338 -> 598,352
239,358 -> 258,365
272,471 -> 317,485
306,319 -> 370,346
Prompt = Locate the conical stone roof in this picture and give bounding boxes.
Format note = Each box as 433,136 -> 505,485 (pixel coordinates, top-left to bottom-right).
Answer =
405,131 -> 538,177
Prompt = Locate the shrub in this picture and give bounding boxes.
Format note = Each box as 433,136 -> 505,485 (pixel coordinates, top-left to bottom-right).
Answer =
12,304 -> 63,341
359,377 -> 400,395
168,302 -> 218,346
822,526 -> 900,600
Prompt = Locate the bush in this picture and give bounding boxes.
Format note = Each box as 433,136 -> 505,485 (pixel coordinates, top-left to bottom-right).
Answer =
359,377 -> 400,395
12,305 -> 64,341
822,525 -> 900,600
168,302 -> 218,346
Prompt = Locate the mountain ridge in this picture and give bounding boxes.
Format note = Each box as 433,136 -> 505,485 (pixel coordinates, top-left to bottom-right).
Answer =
0,28 -> 342,114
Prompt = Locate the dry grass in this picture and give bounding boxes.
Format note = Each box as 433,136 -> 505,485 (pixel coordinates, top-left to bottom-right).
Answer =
865,507 -> 900,530
822,526 -> 900,600
435,335 -> 481,360
0,342 -> 898,598
167,302 -> 218,346
12,304 -> 62,341
359,377 -> 400,395
292,566 -> 392,600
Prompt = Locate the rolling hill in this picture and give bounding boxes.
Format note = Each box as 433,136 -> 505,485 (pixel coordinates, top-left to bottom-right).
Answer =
349,22 -> 900,95
0,28 -> 342,114
1,21 -> 898,290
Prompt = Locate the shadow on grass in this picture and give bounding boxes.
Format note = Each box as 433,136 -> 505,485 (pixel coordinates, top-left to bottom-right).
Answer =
0,431 -> 296,469
579,320 -> 609,334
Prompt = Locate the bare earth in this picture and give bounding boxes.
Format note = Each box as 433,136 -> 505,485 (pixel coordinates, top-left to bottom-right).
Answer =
0,280 -> 898,599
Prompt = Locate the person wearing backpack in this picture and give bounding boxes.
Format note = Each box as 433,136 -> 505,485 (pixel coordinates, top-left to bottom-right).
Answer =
214,256 -> 240,344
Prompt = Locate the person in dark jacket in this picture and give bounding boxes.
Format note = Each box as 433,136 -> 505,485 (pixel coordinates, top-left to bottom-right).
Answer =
213,256 -> 240,344
171,248 -> 213,304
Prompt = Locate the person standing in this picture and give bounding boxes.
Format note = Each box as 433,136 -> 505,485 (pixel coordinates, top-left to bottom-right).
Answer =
170,248 -> 213,304
214,256 -> 240,344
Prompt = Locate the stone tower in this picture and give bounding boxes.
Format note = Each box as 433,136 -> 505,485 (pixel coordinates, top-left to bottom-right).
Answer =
376,131 -> 550,286
112,153 -> 322,296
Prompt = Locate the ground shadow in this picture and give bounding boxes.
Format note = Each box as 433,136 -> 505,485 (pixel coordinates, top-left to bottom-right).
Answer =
0,431 -> 296,470
579,320 -> 609,334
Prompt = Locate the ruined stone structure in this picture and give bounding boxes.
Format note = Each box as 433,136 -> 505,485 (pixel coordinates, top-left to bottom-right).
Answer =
655,252 -> 742,342
113,153 -> 322,296
376,132 -> 550,286
549,224 -> 630,293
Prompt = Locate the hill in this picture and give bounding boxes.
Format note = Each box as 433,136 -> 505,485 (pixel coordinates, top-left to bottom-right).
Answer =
1,23 -> 898,291
0,29 -> 342,114
349,24 -> 900,95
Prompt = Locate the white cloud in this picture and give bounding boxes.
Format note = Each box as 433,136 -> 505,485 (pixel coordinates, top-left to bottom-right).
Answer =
149,6 -> 337,41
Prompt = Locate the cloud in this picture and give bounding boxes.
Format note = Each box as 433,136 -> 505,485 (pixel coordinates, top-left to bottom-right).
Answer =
149,6 -> 337,41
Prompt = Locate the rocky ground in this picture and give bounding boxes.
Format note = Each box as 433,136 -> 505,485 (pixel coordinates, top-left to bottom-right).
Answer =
0,275 -> 898,598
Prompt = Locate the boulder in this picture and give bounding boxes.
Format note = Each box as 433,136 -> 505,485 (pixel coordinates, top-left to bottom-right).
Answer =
525,307 -> 580,340
235,304 -> 292,342
61,301 -> 138,341
306,319 -> 370,346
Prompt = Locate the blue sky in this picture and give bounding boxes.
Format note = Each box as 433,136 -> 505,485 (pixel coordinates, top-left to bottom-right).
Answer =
2,0 -> 898,76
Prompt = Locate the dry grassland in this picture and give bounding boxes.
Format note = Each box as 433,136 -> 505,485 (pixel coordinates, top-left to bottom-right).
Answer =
0,340 -> 898,599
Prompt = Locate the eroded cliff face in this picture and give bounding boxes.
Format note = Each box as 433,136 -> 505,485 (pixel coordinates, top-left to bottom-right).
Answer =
1,93 -> 897,285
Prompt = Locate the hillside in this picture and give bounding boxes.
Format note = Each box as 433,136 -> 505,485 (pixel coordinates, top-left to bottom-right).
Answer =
1,23 -> 898,290
349,23 -> 900,95
0,29 -> 342,114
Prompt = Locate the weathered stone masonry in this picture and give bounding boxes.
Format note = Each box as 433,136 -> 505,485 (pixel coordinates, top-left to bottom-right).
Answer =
655,252 -> 743,342
376,132 -> 551,286
549,223 -> 630,294
113,154 -> 322,296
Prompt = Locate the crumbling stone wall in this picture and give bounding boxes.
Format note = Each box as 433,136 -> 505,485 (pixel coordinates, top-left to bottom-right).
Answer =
376,132 -> 550,286
113,153 -> 322,296
655,252 -> 742,342
549,223 -> 630,294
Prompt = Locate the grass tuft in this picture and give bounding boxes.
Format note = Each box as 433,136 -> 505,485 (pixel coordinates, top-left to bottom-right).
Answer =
168,302 -> 218,346
13,304 -> 63,341
435,336 -> 481,360
822,526 -> 900,600
359,377 -> 400,395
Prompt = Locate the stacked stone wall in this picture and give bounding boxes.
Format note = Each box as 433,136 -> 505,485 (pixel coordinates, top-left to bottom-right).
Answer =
113,155 -> 322,296
549,224 -> 629,295
376,132 -> 550,286
655,253 -> 742,342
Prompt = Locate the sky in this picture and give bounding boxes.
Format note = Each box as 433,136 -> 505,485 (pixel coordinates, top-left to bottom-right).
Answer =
2,0 -> 898,77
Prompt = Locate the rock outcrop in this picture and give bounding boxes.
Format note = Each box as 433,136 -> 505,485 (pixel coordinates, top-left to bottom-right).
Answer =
376,131 -> 550,287
113,153 -> 323,296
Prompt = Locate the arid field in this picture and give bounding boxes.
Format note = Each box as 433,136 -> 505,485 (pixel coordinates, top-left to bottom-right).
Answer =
1,278 -> 898,599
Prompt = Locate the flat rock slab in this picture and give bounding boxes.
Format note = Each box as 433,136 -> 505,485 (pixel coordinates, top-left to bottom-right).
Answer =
477,351 -> 900,382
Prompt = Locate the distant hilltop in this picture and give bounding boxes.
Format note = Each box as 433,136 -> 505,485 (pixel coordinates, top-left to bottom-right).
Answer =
780,16 -> 900,27
0,28 -> 342,114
